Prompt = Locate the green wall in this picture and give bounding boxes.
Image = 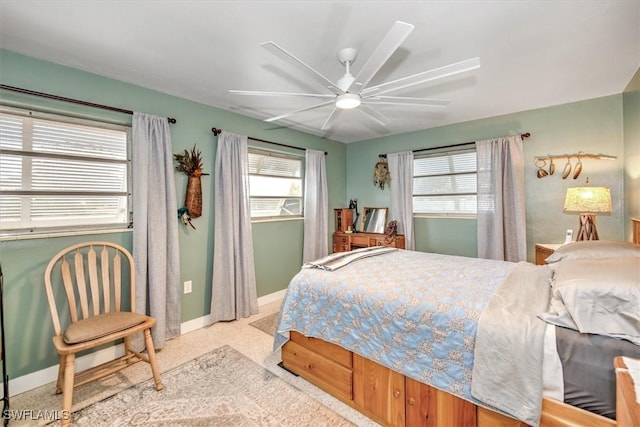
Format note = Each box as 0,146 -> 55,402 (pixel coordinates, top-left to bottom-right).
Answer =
0,48 -> 636,387
0,49 -> 346,379
346,94 -> 627,261
623,68 -> 640,239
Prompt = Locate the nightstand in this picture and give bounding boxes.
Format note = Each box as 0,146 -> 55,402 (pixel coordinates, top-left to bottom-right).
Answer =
534,243 -> 563,265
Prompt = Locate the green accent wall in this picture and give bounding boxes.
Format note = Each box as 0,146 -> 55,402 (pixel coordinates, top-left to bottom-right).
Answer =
0,49 -> 637,386
0,49 -> 346,378
623,67 -> 640,239
346,94 -> 628,260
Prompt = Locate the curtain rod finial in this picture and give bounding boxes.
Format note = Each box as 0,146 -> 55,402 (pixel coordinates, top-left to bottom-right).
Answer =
212,127 -> 222,136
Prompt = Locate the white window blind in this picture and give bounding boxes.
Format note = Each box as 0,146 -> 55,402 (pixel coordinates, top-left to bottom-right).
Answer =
413,149 -> 477,216
248,149 -> 303,219
0,109 -> 130,234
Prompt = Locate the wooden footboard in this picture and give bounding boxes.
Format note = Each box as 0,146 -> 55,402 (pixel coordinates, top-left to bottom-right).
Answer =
282,331 -> 616,427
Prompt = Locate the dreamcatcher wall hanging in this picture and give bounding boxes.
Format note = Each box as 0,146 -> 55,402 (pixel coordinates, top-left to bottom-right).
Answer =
373,157 -> 390,190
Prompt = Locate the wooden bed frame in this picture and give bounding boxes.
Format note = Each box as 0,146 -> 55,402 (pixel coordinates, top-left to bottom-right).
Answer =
282,332 -> 615,427
282,225 -> 639,426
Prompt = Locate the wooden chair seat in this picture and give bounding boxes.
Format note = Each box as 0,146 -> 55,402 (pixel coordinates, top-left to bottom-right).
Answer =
44,241 -> 164,426
63,311 -> 150,345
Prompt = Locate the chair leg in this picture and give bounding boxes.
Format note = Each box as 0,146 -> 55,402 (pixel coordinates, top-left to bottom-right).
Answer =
143,329 -> 164,391
123,335 -> 134,364
60,353 -> 75,427
55,354 -> 65,394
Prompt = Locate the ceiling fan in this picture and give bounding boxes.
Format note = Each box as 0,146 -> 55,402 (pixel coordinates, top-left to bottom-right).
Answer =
230,21 -> 480,131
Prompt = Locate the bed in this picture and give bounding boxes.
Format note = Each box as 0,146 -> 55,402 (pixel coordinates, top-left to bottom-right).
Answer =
273,238 -> 640,427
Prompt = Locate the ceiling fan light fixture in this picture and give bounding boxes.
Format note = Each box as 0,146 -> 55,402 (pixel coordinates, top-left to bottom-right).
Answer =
336,93 -> 361,109
233,22 -> 480,133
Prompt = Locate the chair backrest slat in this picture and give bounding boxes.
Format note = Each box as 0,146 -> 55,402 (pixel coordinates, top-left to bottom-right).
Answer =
114,250 -> 122,312
74,250 -> 90,319
45,241 -> 136,336
101,246 -> 111,313
87,246 -> 100,316
60,257 -> 79,324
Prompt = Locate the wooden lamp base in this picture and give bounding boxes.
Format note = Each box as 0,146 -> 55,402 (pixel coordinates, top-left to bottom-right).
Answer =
576,214 -> 599,240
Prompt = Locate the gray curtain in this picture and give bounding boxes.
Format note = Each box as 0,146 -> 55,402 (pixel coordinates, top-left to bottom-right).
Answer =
476,135 -> 526,261
388,151 -> 415,250
210,131 -> 258,323
303,149 -> 329,262
132,112 -> 181,349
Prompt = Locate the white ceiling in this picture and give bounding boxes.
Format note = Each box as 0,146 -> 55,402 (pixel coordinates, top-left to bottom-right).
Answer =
0,1 -> 638,143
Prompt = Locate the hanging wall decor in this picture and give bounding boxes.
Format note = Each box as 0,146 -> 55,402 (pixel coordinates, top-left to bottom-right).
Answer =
373,157 -> 390,190
174,144 -> 208,229
533,152 -> 615,180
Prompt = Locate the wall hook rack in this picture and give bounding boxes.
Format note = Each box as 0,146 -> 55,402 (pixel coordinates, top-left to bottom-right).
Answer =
533,152 -> 616,180
534,152 -> 616,162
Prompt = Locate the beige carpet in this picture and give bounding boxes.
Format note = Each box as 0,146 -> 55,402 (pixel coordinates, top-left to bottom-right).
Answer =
71,345 -> 354,426
249,312 -> 279,336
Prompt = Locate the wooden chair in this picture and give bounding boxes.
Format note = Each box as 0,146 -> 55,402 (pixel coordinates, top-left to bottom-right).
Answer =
44,241 -> 164,426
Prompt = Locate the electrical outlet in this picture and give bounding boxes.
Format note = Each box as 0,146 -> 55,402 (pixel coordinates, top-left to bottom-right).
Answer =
183,280 -> 192,294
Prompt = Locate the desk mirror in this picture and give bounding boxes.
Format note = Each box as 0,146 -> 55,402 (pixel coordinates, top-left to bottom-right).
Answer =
360,207 -> 387,233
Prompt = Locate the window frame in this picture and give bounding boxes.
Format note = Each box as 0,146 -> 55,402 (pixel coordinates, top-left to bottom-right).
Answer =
412,148 -> 478,218
247,147 -> 304,222
0,107 -> 132,238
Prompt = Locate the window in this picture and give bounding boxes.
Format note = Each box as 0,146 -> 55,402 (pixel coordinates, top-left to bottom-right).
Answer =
248,149 -> 303,219
0,109 -> 130,235
413,149 -> 477,216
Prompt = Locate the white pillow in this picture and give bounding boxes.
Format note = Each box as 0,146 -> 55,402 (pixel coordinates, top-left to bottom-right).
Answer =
540,257 -> 640,344
545,240 -> 640,269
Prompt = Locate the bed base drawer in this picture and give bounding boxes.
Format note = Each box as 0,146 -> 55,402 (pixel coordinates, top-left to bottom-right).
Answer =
283,332 -> 618,427
282,340 -> 353,401
289,331 -> 352,368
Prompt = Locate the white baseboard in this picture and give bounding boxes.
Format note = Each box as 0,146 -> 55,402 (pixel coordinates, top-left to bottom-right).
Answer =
179,314 -> 211,334
6,344 -> 125,397
6,288 -> 286,397
179,288 -> 286,334
257,288 -> 287,307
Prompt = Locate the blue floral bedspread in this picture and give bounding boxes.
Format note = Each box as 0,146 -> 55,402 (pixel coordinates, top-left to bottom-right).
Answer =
274,249 -> 516,404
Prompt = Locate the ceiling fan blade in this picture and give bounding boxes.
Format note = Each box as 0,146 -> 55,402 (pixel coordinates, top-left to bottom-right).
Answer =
361,57 -> 481,97
358,104 -> 388,127
261,41 -> 344,95
350,21 -> 415,93
230,90 -> 334,99
321,107 -> 342,131
364,96 -> 450,107
263,99 -> 335,123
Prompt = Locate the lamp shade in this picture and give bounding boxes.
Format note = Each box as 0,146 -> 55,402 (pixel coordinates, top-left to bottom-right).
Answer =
563,186 -> 612,214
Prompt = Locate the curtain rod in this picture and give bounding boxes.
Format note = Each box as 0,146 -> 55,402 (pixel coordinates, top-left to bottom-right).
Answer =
378,132 -> 531,158
211,127 -> 327,155
0,84 -> 177,124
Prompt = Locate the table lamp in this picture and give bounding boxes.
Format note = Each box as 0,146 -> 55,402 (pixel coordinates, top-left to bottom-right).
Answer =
563,186 -> 612,240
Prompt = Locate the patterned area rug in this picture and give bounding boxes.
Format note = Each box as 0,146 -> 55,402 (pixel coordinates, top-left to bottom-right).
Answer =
72,345 -> 353,426
249,312 -> 279,337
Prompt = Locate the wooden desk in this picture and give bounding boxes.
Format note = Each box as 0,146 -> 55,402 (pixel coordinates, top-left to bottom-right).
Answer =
615,356 -> 640,427
333,231 -> 405,253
